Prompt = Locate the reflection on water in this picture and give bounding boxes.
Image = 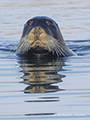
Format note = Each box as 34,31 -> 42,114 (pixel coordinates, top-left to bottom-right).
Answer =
0,57 -> 90,119
18,57 -> 65,94
17,57 -> 66,117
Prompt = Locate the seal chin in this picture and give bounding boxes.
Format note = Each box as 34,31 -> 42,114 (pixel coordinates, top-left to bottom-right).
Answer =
27,46 -> 51,56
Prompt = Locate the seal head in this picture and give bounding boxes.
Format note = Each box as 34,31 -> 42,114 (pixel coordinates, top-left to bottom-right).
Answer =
16,16 -> 76,57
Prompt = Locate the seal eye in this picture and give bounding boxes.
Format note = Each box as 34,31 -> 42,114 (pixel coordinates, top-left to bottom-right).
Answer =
46,20 -> 54,26
26,20 -> 33,26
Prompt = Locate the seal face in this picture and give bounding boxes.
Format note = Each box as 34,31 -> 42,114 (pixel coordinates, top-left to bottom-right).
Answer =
16,16 -> 76,57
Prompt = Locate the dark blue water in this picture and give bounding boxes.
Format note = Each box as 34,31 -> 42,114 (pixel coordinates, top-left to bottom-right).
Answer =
0,0 -> 90,120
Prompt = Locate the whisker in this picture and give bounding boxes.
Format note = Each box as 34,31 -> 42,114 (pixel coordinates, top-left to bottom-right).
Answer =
16,32 -> 74,57
59,43 -> 70,56
53,41 -> 65,56
54,39 -> 69,56
45,35 -> 66,57
57,44 -> 69,56
10,44 -> 18,52
16,36 -> 31,54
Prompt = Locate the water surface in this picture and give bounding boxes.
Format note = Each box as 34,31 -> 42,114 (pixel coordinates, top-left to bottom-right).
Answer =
0,0 -> 90,120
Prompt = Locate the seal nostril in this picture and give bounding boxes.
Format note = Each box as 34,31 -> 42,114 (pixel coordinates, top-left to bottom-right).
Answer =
38,27 -> 41,30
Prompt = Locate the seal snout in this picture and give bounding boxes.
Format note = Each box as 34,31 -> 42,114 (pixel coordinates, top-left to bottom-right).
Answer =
30,26 -> 44,40
28,26 -> 47,48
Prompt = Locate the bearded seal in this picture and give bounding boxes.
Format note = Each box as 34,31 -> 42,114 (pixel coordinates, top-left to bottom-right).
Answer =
16,16 -> 76,57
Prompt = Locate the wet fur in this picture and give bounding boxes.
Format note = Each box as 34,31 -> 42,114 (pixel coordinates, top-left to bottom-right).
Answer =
16,16 -> 76,57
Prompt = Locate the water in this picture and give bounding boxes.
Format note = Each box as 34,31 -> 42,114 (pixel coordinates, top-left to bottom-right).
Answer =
0,0 -> 90,120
